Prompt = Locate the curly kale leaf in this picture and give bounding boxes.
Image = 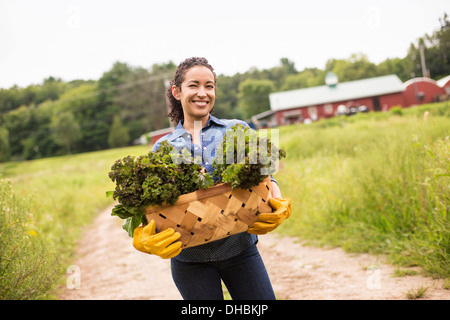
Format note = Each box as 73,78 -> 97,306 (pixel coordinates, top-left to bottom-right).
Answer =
107,140 -> 214,236
212,123 -> 286,189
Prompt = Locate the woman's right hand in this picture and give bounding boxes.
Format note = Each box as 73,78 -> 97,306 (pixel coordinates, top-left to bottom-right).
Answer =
133,220 -> 182,259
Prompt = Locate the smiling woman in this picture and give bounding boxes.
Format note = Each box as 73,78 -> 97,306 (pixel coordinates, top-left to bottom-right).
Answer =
166,57 -> 217,128
171,66 -> 216,138
130,57 -> 290,300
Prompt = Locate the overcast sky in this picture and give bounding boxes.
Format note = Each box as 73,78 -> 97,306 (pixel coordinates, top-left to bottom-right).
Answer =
1,0 -> 449,89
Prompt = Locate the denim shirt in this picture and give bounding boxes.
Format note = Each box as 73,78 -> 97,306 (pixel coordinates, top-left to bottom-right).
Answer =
152,115 -> 259,262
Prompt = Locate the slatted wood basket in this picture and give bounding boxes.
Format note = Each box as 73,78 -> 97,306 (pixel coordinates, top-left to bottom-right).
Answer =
144,177 -> 273,248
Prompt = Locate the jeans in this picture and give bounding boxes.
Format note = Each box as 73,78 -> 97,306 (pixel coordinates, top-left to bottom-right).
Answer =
171,244 -> 276,300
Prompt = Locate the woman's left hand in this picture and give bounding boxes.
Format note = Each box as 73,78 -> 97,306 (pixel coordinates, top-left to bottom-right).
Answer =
247,197 -> 291,235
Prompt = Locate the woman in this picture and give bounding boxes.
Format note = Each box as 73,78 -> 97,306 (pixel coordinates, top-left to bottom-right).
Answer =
133,57 -> 291,300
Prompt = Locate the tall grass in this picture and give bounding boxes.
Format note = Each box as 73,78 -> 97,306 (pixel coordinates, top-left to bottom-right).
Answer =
0,179 -> 56,299
0,145 -> 149,299
275,102 -> 449,278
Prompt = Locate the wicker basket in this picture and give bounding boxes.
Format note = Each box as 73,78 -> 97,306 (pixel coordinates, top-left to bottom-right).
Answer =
144,177 -> 273,248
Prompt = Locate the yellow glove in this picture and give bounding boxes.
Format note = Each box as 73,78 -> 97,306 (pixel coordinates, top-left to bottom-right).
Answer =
248,197 -> 291,235
133,219 -> 182,259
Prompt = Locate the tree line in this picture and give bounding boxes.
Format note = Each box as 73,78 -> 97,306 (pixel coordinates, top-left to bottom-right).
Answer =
0,14 -> 448,162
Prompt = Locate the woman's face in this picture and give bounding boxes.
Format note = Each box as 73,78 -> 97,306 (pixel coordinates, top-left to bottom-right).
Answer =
172,66 -> 216,124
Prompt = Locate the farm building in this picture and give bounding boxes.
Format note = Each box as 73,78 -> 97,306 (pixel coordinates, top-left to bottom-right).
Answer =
142,73 -> 449,143
148,127 -> 174,145
261,73 -> 448,127
133,127 -> 174,145
403,77 -> 448,106
437,75 -> 450,95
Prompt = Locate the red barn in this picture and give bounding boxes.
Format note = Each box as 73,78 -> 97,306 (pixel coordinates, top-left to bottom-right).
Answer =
264,74 -> 449,126
140,74 -> 450,141
268,74 -> 406,125
133,127 -> 174,146
149,127 -> 174,145
437,75 -> 450,95
403,77 -> 446,106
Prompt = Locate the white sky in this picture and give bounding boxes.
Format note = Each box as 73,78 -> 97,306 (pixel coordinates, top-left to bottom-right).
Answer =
1,0 -> 449,89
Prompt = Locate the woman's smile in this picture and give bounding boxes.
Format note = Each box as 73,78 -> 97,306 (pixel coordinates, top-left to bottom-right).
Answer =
192,100 -> 209,107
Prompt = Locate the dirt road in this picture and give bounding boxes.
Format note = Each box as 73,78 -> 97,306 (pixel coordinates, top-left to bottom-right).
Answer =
58,205 -> 449,300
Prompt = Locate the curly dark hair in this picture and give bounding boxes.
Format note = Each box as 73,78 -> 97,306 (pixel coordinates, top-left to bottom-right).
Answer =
167,57 -> 217,125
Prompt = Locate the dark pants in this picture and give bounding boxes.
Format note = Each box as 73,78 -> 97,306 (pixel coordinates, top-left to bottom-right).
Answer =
170,244 -> 276,300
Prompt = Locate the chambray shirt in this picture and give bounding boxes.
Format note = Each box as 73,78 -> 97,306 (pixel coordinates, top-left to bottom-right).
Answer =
152,115 -> 262,262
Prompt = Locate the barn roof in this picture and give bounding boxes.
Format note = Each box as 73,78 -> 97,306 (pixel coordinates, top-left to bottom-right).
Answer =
437,75 -> 450,87
269,74 -> 404,111
403,77 -> 439,88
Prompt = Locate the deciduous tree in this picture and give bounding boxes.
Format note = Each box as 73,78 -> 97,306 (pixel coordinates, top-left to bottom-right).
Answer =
50,111 -> 81,155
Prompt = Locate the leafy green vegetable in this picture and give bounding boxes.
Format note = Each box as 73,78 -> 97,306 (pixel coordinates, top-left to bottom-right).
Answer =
107,124 -> 286,237
107,140 -> 214,236
212,123 -> 287,189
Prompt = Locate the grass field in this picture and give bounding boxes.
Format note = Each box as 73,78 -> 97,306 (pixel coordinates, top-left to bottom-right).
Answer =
0,101 -> 449,299
0,145 -> 149,299
275,102 -> 449,278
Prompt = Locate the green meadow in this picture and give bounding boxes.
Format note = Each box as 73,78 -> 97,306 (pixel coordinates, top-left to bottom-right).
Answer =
0,145 -> 149,299
0,101 -> 449,299
276,102 -> 449,278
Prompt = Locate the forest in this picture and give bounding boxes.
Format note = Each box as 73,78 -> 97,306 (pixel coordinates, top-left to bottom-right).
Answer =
0,14 -> 448,161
